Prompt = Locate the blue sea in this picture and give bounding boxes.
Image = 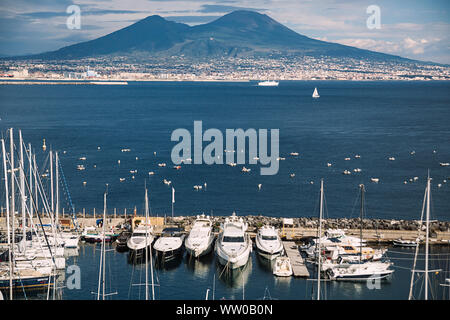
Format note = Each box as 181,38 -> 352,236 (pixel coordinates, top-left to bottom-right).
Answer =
1,81 -> 449,220
0,81 -> 449,300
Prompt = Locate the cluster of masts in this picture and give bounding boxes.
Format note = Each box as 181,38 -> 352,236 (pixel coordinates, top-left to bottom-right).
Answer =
0,128 -> 80,300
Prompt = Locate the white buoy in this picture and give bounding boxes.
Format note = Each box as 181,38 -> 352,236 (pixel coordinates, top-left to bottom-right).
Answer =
258,184 -> 262,190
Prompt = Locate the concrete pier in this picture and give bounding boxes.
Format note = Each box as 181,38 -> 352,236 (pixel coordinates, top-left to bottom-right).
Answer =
282,241 -> 310,277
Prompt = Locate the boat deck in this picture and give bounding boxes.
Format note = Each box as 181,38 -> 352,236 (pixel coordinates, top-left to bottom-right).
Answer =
282,241 -> 310,277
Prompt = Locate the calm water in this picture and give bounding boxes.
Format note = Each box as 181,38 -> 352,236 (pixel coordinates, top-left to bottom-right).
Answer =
0,81 -> 449,300
7,243 -> 450,300
0,81 -> 449,220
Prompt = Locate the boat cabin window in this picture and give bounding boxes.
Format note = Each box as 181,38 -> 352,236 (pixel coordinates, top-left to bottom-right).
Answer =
132,232 -> 147,237
262,235 -> 277,240
223,236 -> 244,243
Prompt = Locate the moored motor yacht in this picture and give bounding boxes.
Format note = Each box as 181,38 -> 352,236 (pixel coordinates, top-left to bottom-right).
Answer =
327,261 -> 394,281
185,214 -> 215,258
255,225 -> 284,260
153,227 -> 185,261
215,212 -> 252,269
127,225 -> 154,257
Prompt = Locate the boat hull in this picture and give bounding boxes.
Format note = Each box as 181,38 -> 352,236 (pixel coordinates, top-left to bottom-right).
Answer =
0,274 -> 58,290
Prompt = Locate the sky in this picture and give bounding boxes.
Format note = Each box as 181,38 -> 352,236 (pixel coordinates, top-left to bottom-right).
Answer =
0,0 -> 449,63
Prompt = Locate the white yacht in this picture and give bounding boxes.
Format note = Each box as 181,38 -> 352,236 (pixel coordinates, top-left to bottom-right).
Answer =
393,238 -> 419,247
255,225 -> 284,260
273,256 -> 293,277
185,214 -> 215,258
312,87 -> 320,98
215,212 -> 252,269
302,229 -> 366,258
258,80 -> 279,86
153,227 -> 185,261
127,225 -> 154,257
327,261 -> 394,281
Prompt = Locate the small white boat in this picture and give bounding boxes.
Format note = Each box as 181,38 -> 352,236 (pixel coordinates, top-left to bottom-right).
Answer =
158,163 -> 166,167
273,256 -> 293,277
353,168 -> 362,173
77,164 -> 85,171
255,225 -> 284,260
393,239 -> 418,247
258,80 -> 279,86
185,214 -> 215,258
242,167 -> 251,172
440,162 -> 450,167
121,148 -> 131,152
343,170 -> 351,175
215,212 -> 252,269
312,87 -> 320,98
290,152 -> 299,156
153,227 -> 185,261
371,178 -> 380,183
388,157 -> 396,161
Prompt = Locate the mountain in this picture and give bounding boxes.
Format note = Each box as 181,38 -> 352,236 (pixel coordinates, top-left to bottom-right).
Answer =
20,10 -> 410,62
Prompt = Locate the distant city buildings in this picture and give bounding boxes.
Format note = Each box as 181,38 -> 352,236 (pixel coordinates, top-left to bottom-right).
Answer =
0,56 -> 448,81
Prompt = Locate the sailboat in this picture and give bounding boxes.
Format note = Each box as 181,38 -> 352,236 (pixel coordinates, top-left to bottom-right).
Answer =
312,87 -> 320,98
326,184 -> 394,281
94,189 -> 117,300
408,174 -> 441,300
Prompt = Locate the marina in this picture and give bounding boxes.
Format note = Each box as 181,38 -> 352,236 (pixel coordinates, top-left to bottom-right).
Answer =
0,81 -> 449,300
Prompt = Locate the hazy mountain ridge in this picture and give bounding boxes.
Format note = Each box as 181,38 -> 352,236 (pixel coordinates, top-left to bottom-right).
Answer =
12,10 -> 419,63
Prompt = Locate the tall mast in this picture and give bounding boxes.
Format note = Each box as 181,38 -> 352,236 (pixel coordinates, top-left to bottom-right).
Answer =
55,151 -> 59,228
317,178 -> 324,300
102,189 -> 107,300
19,130 -> 26,247
50,150 -> 54,215
9,128 -> 15,279
28,143 -> 33,222
425,175 -> 430,300
145,188 -> 149,301
2,138 -> 13,300
33,154 -> 38,213
360,184 -> 365,264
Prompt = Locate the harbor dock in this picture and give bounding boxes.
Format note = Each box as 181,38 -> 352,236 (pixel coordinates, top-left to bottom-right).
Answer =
1,214 -> 450,245
282,241 -> 310,277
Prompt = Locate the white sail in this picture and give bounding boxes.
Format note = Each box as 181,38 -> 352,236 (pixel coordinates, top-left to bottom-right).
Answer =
312,87 -> 320,98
